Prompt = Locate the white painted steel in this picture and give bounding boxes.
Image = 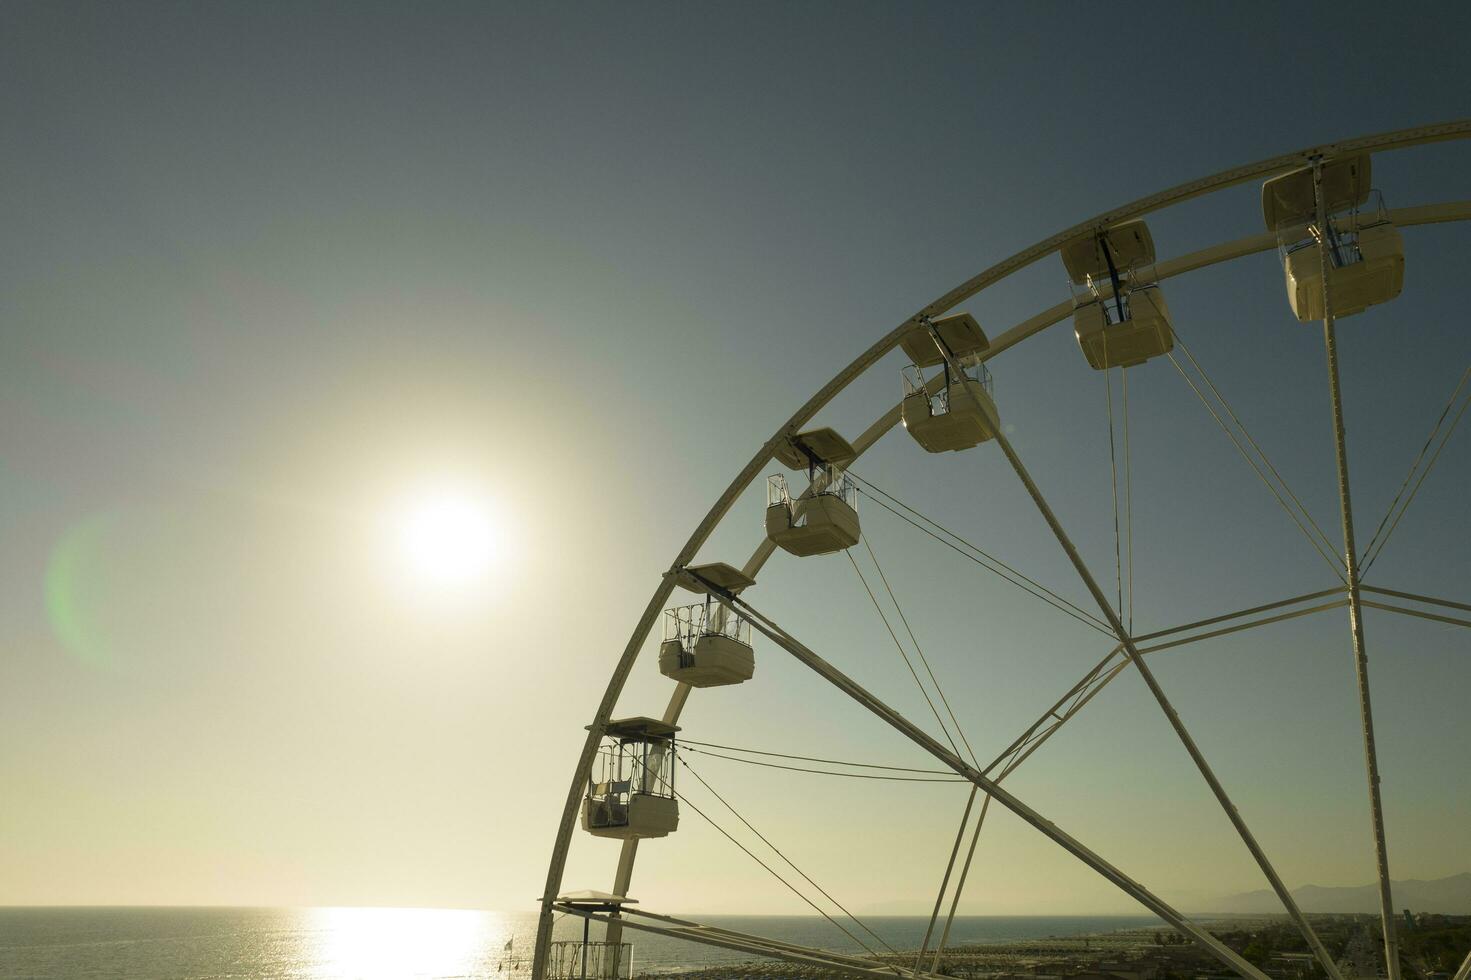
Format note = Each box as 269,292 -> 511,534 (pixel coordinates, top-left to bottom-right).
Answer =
924,322 -> 1344,980
1314,160 -> 1402,980
720,587 -> 1272,980
531,123 -> 1471,980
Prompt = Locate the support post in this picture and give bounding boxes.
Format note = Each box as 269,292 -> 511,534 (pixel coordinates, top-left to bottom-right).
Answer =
924,324 -> 1345,980
1312,158 -> 1400,980
932,793 -> 991,972
914,786 -> 977,973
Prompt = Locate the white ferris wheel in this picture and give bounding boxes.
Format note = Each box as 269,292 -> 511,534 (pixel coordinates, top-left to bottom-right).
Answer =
531,121 -> 1471,980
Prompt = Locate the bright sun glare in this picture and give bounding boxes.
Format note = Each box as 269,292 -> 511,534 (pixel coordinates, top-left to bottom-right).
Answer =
397,488 -> 502,589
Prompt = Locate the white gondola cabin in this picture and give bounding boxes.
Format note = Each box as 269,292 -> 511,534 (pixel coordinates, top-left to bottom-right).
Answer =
582,718 -> 678,840
898,313 -> 999,453
765,428 -> 860,556
659,563 -> 755,688
1261,153 -> 1404,322
1061,220 -> 1174,370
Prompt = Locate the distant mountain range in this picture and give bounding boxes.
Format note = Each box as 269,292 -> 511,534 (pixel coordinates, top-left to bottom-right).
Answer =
1207,873 -> 1471,914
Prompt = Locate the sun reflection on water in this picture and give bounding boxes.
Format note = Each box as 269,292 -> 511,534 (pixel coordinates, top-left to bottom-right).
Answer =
306,907 -> 493,979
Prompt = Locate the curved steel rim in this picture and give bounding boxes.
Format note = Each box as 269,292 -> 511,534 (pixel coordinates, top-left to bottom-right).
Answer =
531,120 -> 1471,980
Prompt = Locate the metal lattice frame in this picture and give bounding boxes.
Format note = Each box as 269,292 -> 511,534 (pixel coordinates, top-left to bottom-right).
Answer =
531,121 -> 1471,980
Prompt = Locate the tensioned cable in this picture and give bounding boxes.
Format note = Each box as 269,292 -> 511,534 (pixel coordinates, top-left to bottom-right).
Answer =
847,548 -> 962,758
850,471 -> 1106,627
1360,363 -> 1471,561
679,758 -> 901,960
863,534 -> 978,766
1167,350 -> 1349,582
1173,333 -> 1345,566
683,744 -> 966,782
845,473 -> 1114,636
644,763 -> 892,965
1360,363 -> 1471,573
1362,389 -> 1471,573
1105,367 -> 1125,622
861,533 -> 983,972
680,738 -> 958,773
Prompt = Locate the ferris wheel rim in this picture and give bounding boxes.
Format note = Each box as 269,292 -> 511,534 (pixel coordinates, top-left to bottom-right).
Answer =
531,120 -> 1471,980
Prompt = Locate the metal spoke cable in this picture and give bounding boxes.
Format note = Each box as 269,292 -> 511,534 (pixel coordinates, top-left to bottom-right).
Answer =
681,745 -> 965,782
848,549 -> 962,757
680,738 -> 958,774
1360,365 -> 1470,562
1168,349 -> 1349,582
850,470 -> 1107,628
858,534 -> 983,972
678,758 -> 901,960
846,539 -> 986,976
1361,364 -> 1471,573
1363,392 -> 1471,572
1174,333 -> 1345,564
1360,364 -> 1470,564
845,473 -> 1114,636
643,763 -> 892,966
863,534 -> 978,765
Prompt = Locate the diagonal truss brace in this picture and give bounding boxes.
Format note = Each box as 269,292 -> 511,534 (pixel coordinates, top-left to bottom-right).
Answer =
922,323 -> 1346,980
923,592 -> 1349,971
683,571 -> 1271,980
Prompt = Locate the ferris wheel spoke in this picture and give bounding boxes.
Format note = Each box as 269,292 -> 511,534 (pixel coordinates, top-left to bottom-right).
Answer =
718,584 -> 1271,980
918,319 -> 1346,980
534,124 -> 1471,980
1309,157 -> 1400,980
1360,585 -> 1471,614
1359,599 -> 1471,630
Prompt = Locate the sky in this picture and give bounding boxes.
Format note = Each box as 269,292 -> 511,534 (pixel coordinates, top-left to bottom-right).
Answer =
1,1 -> 1468,919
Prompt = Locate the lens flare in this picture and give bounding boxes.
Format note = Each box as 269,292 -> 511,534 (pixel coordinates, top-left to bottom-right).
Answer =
45,513 -> 115,668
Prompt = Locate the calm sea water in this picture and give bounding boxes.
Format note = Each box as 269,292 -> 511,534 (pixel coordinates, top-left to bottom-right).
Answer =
0,907 -> 1162,979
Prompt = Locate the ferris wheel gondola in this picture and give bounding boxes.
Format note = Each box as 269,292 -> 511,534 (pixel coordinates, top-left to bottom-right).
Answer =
533,120 -> 1471,980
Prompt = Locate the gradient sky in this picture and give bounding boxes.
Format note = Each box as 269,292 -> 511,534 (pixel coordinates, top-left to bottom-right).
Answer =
1,2 -> 1467,918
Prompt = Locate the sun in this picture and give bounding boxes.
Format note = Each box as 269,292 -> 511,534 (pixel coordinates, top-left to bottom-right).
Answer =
396,487 -> 502,589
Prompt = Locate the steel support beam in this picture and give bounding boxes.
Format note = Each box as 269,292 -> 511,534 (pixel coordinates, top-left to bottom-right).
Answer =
1361,585 -> 1471,614
925,326 -> 1345,980
913,786 -> 976,972
1313,160 -> 1400,980
533,118 -> 1470,976
932,792 -> 991,971
696,583 -> 1271,980
1360,600 -> 1471,630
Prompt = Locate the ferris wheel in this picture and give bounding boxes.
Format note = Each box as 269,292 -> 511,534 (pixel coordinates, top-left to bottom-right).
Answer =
531,121 -> 1471,980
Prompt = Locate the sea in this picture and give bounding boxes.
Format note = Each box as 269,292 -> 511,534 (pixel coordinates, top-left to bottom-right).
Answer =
0,907 -> 1163,979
